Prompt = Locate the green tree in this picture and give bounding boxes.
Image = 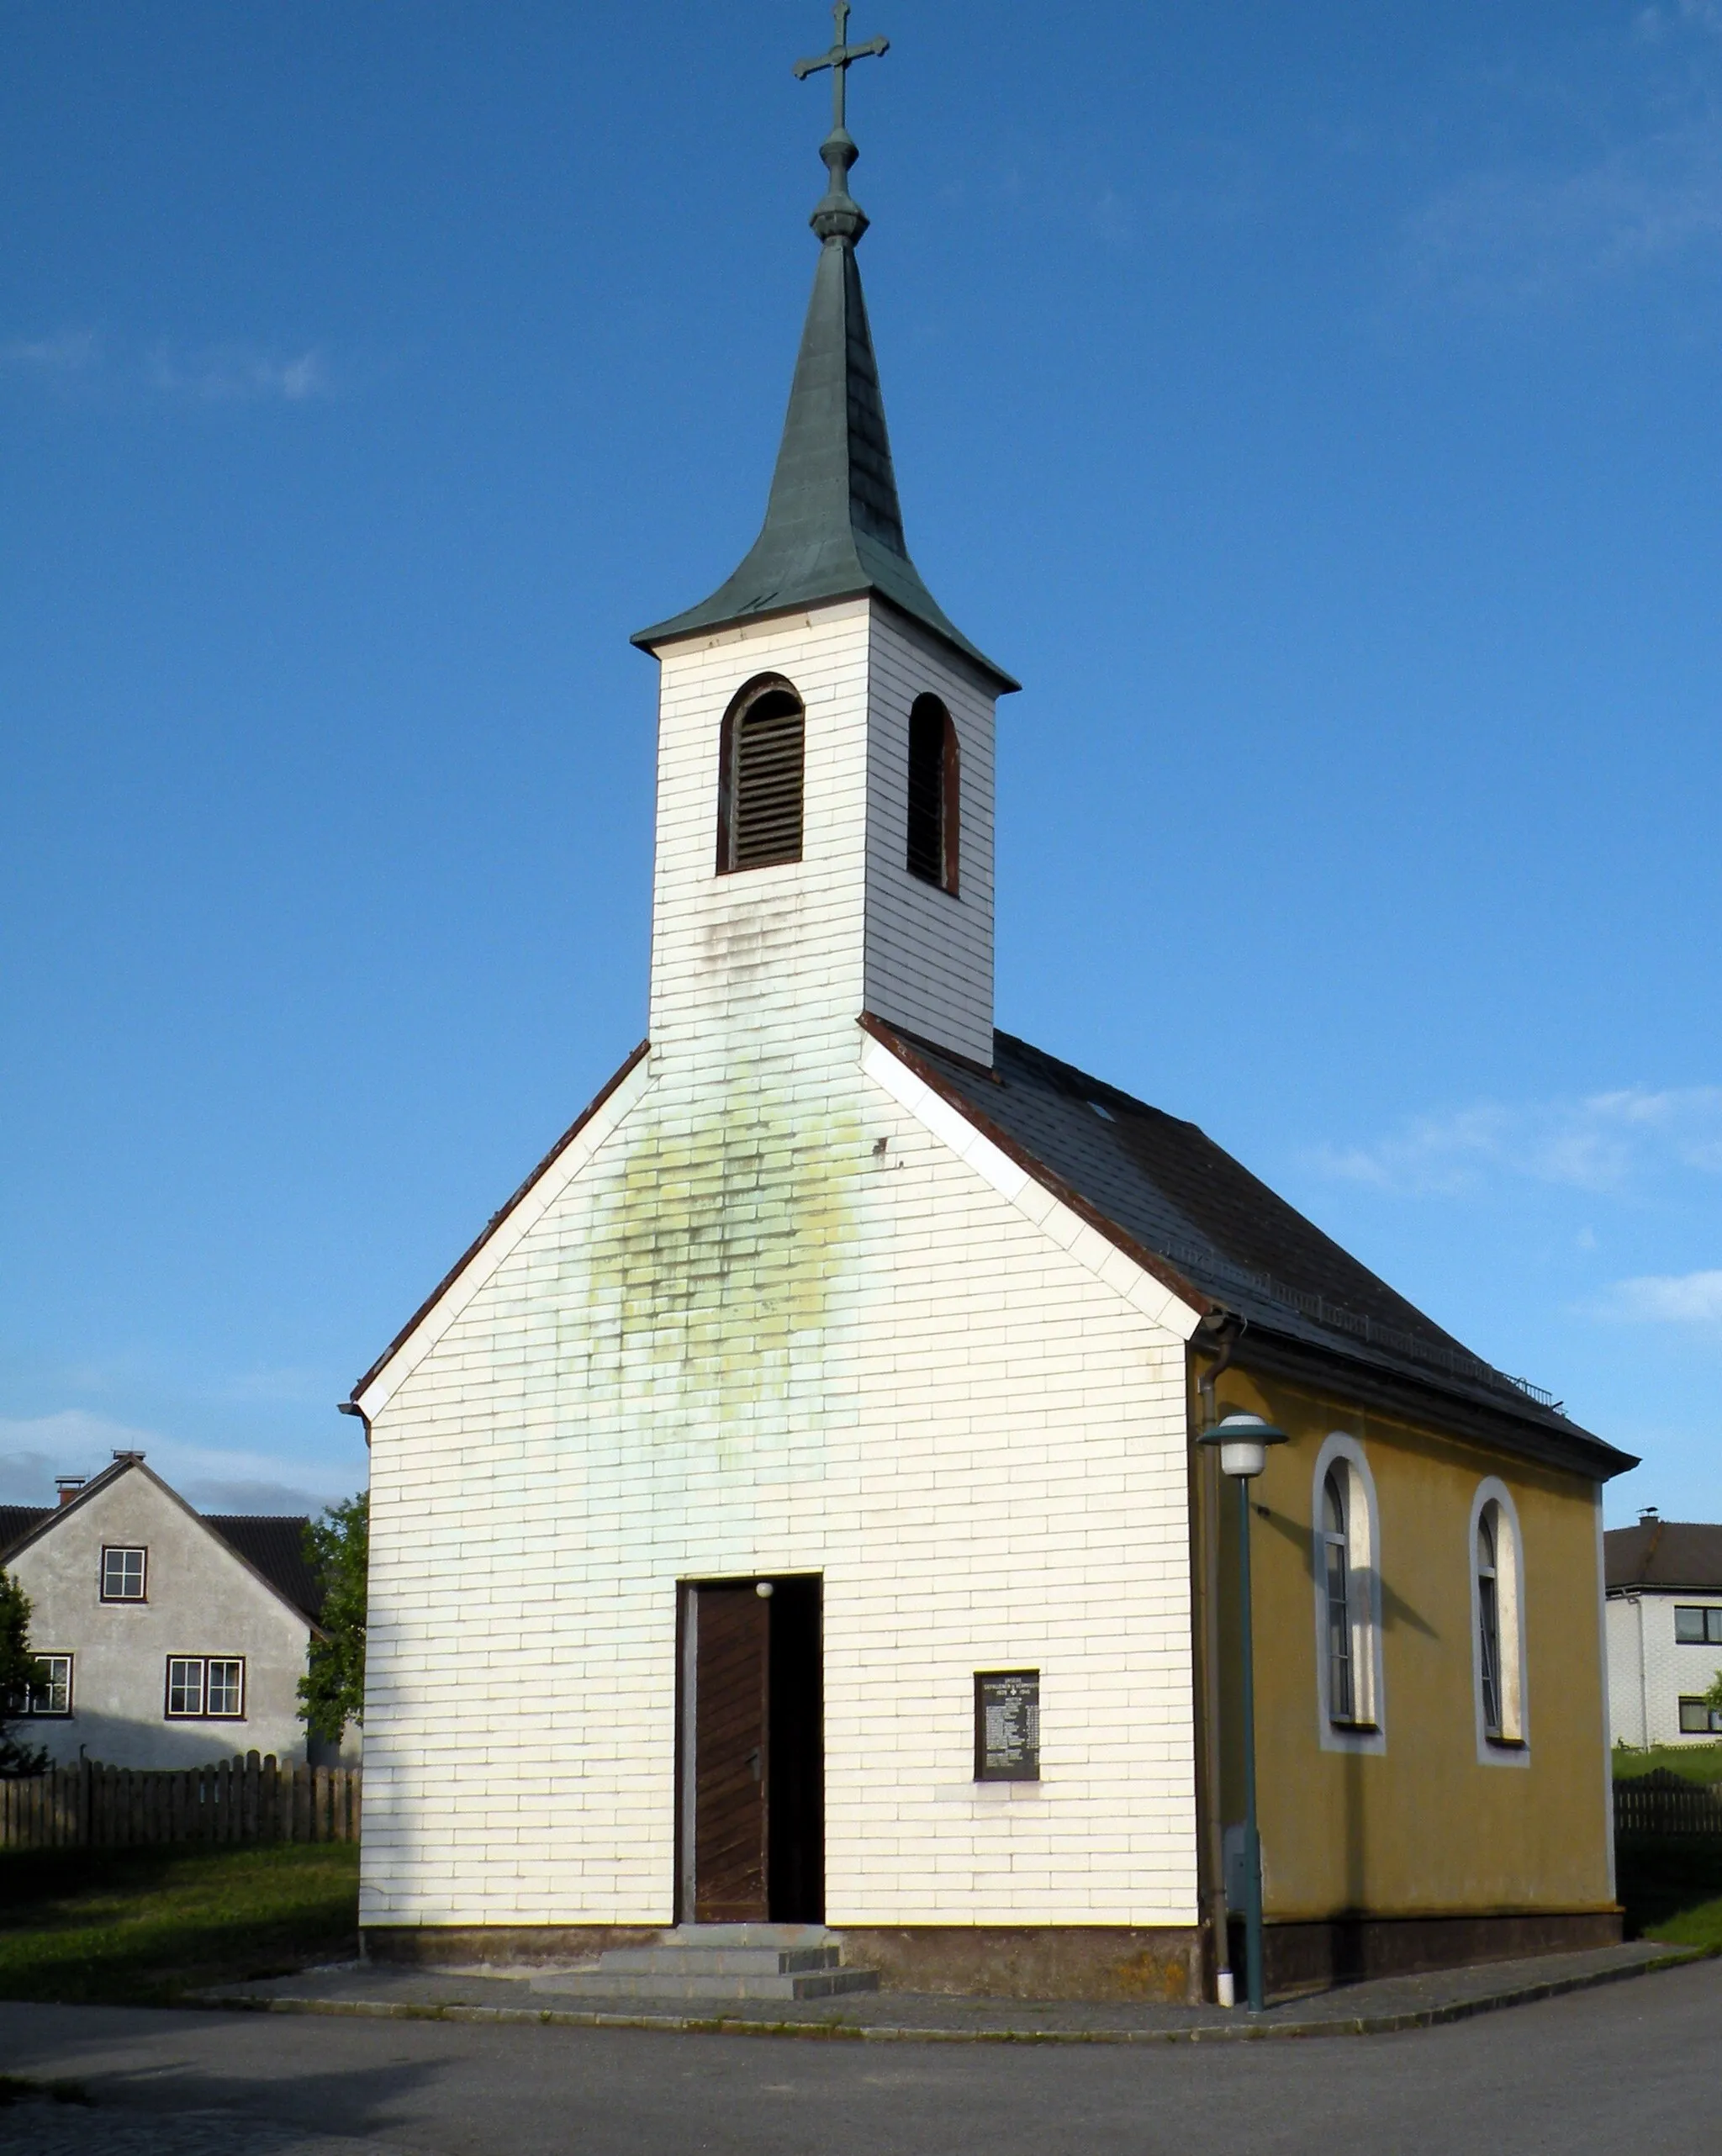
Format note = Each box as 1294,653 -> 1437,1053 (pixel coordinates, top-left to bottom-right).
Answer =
0,1572 -> 50,1778
1705,1667 -> 1722,1724
298,1493 -> 367,1746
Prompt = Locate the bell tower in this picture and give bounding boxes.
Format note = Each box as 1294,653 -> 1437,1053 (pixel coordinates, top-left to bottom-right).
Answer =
631,7 -> 1017,1072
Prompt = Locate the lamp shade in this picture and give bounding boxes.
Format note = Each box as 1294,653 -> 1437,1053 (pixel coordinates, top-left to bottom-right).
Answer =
1196,1411 -> 1290,1481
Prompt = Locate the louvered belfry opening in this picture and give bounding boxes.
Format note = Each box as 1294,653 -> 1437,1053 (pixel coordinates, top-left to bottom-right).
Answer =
906,693 -> 959,892
718,675 -> 806,873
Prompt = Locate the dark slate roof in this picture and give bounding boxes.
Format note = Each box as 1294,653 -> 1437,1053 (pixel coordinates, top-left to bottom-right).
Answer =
632,229 -> 1016,692
204,1517 -> 323,1623
0,1506 -> 49,1558
871,1020 -> 1635,1482
1606,1521 -> 1722,1593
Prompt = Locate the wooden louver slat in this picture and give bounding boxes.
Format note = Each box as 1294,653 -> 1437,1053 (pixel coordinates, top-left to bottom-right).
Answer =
732,700 -> 805,869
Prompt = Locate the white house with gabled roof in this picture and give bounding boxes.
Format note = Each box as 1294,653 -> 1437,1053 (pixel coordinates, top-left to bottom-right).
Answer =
3,1451 -> 338,1769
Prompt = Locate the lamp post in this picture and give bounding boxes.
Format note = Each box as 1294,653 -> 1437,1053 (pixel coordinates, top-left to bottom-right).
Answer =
1197,1409 -> 1289,2013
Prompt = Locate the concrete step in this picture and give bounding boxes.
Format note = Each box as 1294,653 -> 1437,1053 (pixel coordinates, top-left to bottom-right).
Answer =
596,1944 -> 842,1975
527,1964 -> 879,2002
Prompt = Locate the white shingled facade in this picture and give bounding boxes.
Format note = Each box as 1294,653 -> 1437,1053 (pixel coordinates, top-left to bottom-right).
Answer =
358,595 -> 1202,1936
1606,1588 -> 1722,1746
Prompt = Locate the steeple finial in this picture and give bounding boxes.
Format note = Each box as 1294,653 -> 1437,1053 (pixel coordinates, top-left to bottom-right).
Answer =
792,3 -> 890,244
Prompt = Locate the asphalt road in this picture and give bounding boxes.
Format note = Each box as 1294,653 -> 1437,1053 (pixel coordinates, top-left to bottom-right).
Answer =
0,1960 -> 1716,2156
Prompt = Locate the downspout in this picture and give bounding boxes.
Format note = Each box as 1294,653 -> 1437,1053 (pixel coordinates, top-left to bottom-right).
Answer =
1194,1310 -> 1246,2004
1635,1592 -> 1650,1748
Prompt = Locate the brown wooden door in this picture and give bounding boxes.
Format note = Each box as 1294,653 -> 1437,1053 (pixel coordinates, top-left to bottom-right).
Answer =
692,1586 -> 769,1922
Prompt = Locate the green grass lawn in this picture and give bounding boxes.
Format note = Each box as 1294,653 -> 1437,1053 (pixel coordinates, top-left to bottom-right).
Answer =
1613,1741 -> 1722,1783
0,1842 -> 359,2005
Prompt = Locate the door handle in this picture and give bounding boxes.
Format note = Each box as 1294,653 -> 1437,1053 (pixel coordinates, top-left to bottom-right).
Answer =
748,1747 -> 762,1783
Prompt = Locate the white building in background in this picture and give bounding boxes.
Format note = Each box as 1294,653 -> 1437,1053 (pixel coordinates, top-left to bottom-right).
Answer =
1605,1514 -> 1722,1746
2,1451 -> 343,1768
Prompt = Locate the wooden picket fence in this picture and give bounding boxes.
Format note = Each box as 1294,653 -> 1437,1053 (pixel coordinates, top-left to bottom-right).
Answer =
0,1752 -> 361,1851
1614,1768 -> 1722,1838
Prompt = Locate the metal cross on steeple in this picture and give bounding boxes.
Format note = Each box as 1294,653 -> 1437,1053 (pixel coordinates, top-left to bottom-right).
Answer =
793,3 -> 890,245
792,2 -> 889,135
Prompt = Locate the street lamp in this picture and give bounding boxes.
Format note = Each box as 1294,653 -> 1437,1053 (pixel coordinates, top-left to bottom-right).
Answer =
1197,1409 -> 1289,2013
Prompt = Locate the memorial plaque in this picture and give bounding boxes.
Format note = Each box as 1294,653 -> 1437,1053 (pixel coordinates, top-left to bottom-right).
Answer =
975,1669 -> 1040,1781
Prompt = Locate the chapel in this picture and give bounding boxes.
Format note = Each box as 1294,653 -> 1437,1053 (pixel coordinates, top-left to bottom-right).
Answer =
353,18 -> 1635,2002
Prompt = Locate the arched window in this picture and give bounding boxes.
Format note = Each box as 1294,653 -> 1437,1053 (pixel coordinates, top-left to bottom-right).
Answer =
1310,1436 -> 1385,1752
717,675 -> 805,873
906,694 -> 959,893
1477,1511 -> 1503,1736
1323,1469 -> 1355,1724
1471,1484 -> 1528,1757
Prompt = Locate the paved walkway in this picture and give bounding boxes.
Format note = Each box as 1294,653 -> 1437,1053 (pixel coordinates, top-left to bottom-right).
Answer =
3,1958 -> 1718,2154
203,1937 -> 1693,2042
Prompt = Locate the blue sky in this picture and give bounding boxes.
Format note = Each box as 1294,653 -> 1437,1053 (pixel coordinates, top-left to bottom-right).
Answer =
3,2 -> 1719,1525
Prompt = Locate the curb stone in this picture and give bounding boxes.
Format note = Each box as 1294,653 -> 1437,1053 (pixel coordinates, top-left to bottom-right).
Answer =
203,1943 -> 1709,2046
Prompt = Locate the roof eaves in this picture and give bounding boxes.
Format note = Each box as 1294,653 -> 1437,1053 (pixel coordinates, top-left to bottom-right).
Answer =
1230,1324 -> 1635,1483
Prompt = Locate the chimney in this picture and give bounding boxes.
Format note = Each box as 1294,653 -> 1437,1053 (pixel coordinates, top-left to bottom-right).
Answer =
55,1476 -> 87,1507
1640,1506 -> 1660,1525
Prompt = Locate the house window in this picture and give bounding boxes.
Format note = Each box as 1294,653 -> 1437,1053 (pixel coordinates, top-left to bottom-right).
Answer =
1674,1607 -> 1722,1646
906,694 -> 959,892
717,675 -> 805,872
101,1546 -> 147,1601
166,1657 -> 245,1720
975,1670 -> 1039,1781
1471,1485 -> 1527,1753
1323,1468 -> 1355,1723
1309,1438 -> 1383,1746
1679,1697 -> 1722,1735
27,1655 -> 72,1716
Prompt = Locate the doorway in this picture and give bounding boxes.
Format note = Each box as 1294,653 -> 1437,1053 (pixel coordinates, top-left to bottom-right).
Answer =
677,1575 -> 823,1924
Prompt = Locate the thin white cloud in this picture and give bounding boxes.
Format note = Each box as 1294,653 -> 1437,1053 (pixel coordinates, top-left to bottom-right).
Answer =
1589,1270 -> 1722,1326
0,1409 -> 361,1515
1307,1086 -> 1722,1196
1404,124 -> 1722,308
146,343 -> 331,403
2,330 -> 99,374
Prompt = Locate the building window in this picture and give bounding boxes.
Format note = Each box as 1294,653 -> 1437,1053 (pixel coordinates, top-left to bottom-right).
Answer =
1309,1437 -> 1383,1747
1471,1483 -> 1527,1756
717,675 -> 805,872
166,1657 -> 245,1720
26,1655 -> 72,1716
1679,1697 -> 1722,1735
1477,1512 -> 1504,1736
975,1670 -> 1039,1781
1323,1468 -> 1355,1723
906,694 -> 959,893
101,1546 -> 147,1601
1675,1607 -> 1722,1646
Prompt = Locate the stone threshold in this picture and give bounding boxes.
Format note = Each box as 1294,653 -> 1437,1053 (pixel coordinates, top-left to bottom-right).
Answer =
199,1939 -> 1707,2045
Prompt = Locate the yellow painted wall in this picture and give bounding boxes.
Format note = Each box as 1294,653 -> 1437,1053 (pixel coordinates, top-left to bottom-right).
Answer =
1201,1366 -> 1616,1921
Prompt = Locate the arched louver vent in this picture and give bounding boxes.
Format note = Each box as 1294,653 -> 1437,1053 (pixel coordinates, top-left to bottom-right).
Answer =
718,678 -> 806,873
906,694 -> 959,892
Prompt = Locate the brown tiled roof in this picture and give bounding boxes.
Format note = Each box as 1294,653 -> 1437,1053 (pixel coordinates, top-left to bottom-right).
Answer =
0,1507 -> 49,1559
204,1517 -> 323,1622
869,1020 -> 1634,1482
1606,1521 -> 1722,1593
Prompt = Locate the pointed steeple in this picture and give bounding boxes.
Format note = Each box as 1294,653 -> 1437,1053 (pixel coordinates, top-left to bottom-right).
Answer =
633,13 -> 1016,692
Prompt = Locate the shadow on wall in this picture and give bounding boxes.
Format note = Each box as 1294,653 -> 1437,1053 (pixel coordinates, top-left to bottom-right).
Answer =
32,1713 -> 357,1772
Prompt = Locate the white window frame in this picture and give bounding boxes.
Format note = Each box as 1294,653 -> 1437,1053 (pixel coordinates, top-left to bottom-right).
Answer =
1310,1434 -> 1386,1754
28,1654 -> 73,1716
100,1545 -> 147,1602
165,1656 -> 246,1720
1470,1479 -> 1529,1765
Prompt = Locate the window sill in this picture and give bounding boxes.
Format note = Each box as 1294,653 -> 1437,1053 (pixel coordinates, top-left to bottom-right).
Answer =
1485,1734 -> 1528,1751
164,1715 -> 246,1725
1329,1719 -> 1381,1736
